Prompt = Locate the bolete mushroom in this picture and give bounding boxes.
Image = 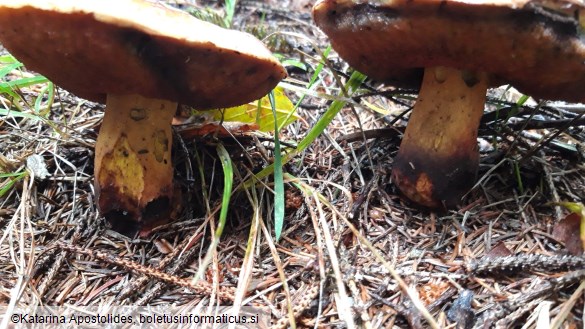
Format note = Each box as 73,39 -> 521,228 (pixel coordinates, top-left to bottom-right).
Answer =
313,0 -> 585,208
0,0 -> 286,232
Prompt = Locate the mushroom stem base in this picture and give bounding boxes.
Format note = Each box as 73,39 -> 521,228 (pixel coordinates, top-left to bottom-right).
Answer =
391,66 -> 489,208
94,94 -> 177,235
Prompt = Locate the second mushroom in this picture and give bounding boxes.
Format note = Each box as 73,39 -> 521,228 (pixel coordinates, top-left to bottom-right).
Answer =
313,0 -> 585,208
0,0 -> 286,233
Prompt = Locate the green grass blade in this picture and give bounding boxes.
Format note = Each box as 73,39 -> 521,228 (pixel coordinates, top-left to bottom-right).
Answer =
0,88 -> 20,100
34,82 -> 54,116
0,108 -> 43,120
514,161 -> 524,194
307,45 -> 331,87
269,90 -> 285,241
278,45 -> 332,131
0,62 -> 22,79
0,172 -> 26,178
280,59 -> 307,71
193,143 -> 234,281
223,0 -> 236,27
0,54 -> 19,63
216,143 -> 233,238
516,94 -> 530,106
296,70 -> 366,151
0,75 -> 49,91
0,171 -> 27,197
0,54 -> 52,120
245,70 -> 367,185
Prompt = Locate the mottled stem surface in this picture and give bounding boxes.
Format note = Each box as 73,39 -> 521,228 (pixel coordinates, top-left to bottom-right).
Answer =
392,66 -> 489,208
95,93 -> 176,234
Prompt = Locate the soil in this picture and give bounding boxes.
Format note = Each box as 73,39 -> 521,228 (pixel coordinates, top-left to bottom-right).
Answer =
1,1 -> 585,328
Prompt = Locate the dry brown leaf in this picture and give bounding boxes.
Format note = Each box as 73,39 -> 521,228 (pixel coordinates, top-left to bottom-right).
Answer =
553,212 -> 584,255
485,241 -> 513,259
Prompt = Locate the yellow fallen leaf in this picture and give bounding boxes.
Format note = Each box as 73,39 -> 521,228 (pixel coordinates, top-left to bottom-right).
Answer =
362,99 -> 392,116
193,86 -> 298,132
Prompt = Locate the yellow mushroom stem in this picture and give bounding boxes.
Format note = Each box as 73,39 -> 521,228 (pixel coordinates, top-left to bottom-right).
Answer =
391,66 -> 489,208
94,93 -> 177,233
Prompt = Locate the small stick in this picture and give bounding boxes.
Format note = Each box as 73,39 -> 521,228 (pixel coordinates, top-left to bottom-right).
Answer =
56,242 -> 236,301
270,282 -> 321,329
468,254 -> 585,275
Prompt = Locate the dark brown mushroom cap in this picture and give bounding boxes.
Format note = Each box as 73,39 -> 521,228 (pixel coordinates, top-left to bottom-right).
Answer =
313,0 -> 585,103
0,0 -> 287,109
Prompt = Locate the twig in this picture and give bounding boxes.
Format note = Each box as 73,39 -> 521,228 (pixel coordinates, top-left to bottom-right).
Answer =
468,254 -> 585,275
270,282 -> 321,329
117,231 -> 203,301
56,242 -> 236,301
520,112 -> 585,163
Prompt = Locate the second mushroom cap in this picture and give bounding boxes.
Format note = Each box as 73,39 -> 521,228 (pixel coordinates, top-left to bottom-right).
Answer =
313,0 -> 585,102
313,0 -> 585,208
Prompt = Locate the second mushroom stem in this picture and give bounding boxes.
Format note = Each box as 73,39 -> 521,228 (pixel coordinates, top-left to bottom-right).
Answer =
392,66 -> 489,207
94,93 -> 177,232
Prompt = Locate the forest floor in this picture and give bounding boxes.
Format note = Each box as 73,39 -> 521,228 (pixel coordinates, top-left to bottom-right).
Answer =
2,1 -> 585,328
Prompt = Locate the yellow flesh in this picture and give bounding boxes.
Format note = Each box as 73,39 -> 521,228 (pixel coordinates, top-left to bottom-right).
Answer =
94,94 -> 176,226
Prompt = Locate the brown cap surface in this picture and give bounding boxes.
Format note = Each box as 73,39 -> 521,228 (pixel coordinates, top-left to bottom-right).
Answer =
0,0 -> 287,109
313,0 -> 585,102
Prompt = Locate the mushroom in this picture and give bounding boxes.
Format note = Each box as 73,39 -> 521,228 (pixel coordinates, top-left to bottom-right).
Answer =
313,0 -> 585,208
0,0 -> 286,232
